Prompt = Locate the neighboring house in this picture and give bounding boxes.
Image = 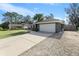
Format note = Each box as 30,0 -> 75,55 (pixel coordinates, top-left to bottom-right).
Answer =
34,20 -> 64,33
9,23 -> 29,29
23,24 -> 29,29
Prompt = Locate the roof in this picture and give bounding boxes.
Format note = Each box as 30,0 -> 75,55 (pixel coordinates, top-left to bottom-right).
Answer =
36,20 -> 64,24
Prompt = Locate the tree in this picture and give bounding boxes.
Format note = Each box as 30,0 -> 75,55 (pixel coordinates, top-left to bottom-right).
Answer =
65,3 -> 79,30
45,13 -> 54,21
23,15 -> 31,23
49,13 -> 54,19
2,12 -> 14,24
0,22 -> 9,29
2,12 -> 24,29
33,14 -> 44,22
11,12 -> 19,24
16,15 -> 24,24
2,12 -> 24,24
2,12 -> 15,29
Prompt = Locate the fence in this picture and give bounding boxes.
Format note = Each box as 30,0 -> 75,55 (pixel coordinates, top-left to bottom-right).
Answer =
64,25 -> 76,31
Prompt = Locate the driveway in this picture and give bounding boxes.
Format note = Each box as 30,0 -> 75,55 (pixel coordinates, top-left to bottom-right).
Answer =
20,31 -> 79,56
0,31 -> 51,56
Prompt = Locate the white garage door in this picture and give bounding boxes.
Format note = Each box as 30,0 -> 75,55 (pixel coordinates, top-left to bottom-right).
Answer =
39,24 -> 56,33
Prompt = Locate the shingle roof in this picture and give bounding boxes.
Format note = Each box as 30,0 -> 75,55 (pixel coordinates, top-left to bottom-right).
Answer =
36,19 -> 64,24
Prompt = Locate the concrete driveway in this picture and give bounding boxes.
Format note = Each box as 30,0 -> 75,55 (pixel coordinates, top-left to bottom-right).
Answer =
0,31 -> 51,56
20,31 -> 79,56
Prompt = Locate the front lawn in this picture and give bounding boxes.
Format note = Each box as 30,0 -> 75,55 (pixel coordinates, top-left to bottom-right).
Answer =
0,30 -> 28,39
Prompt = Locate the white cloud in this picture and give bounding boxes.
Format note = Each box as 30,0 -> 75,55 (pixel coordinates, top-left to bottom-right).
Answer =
33,8 -> 44,14
0,3 -> 34,16
54,16 -> 68,24
46,3 -> 66,6
54,17 -> 63,20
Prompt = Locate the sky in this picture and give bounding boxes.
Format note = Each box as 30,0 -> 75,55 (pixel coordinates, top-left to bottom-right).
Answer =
0,3 -> 69,24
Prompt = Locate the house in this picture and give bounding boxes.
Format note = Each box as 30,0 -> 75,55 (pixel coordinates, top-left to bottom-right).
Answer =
34,20 -> 64,33
8,19 -> 64,33
9,23 -> 29,30
23,24 -> 30,29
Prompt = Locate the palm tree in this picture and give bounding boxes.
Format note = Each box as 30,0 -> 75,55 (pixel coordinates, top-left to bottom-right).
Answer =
33,14 -> 44,22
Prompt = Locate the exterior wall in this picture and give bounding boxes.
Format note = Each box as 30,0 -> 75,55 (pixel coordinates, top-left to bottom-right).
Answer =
39,24 -> 56,33
36,24 -> 39,31
9,24 -> 28,30
55,23 -> 64,33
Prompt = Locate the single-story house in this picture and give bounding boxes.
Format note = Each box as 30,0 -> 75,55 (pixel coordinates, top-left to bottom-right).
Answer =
9,23 -> 29,29
34,20 -> 64,33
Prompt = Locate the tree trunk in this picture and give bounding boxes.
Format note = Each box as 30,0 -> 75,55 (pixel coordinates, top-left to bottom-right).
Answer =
9,17 -> 12,30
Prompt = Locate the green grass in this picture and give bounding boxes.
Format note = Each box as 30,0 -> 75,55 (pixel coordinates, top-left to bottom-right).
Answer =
0,30 -> 29,39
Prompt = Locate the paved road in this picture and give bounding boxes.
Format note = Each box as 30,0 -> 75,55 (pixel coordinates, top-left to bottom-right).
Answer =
20,31 -> 79,56
0,31 -> 51,56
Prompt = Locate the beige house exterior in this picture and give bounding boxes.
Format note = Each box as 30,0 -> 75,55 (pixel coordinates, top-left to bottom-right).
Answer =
9,24 -> 29,29
35,20 -> 64,33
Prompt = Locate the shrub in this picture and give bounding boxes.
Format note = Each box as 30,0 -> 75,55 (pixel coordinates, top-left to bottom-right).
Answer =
0,22 -> 9,29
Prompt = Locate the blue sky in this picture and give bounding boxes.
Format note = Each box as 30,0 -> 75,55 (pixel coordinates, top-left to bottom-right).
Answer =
0,3 -> 69,24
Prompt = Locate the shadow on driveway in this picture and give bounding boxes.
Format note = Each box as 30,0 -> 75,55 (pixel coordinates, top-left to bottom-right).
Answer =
7,31 -> 64,40
29,31 -> 53,37
49,31 -> 64,39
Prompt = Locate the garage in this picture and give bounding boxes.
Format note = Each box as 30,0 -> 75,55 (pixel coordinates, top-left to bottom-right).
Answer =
39,24 -> 55,33
36,21 -> 64,33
